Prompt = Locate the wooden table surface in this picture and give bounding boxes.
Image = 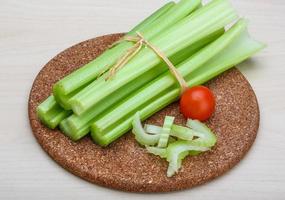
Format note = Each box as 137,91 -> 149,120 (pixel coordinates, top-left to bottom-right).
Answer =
0,0 -> 284,199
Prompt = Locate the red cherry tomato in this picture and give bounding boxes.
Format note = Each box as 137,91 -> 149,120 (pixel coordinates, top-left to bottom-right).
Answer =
180,86 -> 215,121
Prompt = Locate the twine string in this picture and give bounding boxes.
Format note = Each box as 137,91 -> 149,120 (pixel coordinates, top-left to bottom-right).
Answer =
105,32 -> 188,94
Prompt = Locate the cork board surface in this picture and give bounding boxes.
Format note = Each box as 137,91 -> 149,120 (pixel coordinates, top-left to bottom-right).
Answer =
28,33 -> 259,192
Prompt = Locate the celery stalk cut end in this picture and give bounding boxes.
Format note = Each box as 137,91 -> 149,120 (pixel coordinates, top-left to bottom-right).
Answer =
132,112 -> 160,146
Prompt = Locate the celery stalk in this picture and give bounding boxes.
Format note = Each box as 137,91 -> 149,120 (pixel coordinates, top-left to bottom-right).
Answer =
53,0 -> 201,108
58,30 -> 223,141
59,118 -> 74,139
37,96 -> 57,114
185,27 -> 266,85
128,2 -> 175,35
37,96 -> 71,129
91,20 -> 265,146
54,83 -> 91,110
70,0 -> 237,115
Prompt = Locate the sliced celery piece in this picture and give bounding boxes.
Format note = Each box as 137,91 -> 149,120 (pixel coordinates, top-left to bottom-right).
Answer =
146,146 -> 167,158
53,0 -> 201,101
157,116 -> 174,148
166,121 -> 216,176
186,119 -> 217,147
171,125 -> 195,141
176,151 -> 190,169
145,124 -> 195,141
70,0 -> 237,115
91,19 -> 265,146
168,137 -> 177,143
144,124 -> 162,134
166,141 -> 210,177
132,112 -> 160,146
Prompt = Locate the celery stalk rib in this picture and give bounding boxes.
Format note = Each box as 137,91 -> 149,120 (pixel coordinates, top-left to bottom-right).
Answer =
128,2 -> 175,35
37,96 -> 71,129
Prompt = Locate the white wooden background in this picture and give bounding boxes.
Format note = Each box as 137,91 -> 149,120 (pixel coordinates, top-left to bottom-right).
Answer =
0,0 -> 284,199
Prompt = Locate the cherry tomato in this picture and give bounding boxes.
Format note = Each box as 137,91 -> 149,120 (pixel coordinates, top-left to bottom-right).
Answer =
180,86 -> 215,121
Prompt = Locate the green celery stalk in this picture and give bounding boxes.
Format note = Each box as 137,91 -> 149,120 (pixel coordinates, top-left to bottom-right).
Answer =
53,0 -> 201,109
184,27 -> 266,85
59,118 -> 74,138
37,96 -> 71,129
58,29 -> 224,141
128,2 -> 175,35
37,95 -> 57,113
90,20 -> 265,146
70,0 -> 237,115
53,83 -> 90,110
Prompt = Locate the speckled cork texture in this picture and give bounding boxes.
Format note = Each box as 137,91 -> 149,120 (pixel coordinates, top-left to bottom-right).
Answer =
28,33 -> 259,193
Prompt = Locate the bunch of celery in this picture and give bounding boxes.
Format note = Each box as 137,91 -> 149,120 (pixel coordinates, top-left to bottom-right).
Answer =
37,0 -> 265,147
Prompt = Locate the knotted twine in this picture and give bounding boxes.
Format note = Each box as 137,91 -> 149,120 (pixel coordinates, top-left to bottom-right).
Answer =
105,32 -> 188,94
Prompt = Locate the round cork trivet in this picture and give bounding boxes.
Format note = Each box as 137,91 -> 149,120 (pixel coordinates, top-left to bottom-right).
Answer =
28,33 -> 259,192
